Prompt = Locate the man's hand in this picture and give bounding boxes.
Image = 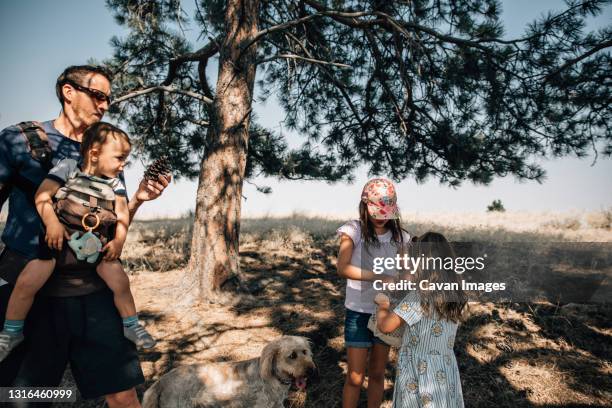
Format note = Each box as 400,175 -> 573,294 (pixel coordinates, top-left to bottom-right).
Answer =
46,222 -> 70,250
134,174 -> 171,203
102,239 -> 124,261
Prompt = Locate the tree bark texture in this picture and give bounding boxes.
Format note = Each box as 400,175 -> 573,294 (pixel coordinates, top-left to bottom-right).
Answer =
187,0 -> 259,301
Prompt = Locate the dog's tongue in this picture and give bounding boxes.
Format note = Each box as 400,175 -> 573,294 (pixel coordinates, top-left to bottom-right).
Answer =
295,376 -> 307,391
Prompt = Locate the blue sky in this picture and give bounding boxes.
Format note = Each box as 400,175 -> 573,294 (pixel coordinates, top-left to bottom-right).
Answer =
0,0 -> 610,218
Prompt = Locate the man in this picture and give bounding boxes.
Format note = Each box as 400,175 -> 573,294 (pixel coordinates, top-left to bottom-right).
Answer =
0,65 -> 170,407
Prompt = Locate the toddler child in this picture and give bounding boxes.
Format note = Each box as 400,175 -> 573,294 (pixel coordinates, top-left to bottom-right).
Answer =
0,122 -> 155,361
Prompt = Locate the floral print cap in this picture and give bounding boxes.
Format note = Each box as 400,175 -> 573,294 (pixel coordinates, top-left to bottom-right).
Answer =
361,178 -> 399,220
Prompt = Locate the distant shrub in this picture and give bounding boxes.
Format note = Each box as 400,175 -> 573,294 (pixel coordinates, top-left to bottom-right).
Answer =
586,209 -> 612,229
487,199 -> 506,212
544,217 -> 582,230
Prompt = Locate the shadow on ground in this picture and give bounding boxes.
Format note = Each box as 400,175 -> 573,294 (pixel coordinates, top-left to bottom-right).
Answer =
7,218 -> 606,407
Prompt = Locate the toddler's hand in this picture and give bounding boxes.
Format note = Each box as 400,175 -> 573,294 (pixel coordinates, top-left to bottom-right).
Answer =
46,222 -> 70,250
102,239 -> 123,261
374,293 -> 391,309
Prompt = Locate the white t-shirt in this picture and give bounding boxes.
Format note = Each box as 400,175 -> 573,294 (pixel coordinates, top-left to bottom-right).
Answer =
337,220 -> 410,314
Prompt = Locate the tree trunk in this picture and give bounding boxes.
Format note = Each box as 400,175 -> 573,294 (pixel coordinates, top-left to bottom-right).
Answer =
186,0 -> 259,302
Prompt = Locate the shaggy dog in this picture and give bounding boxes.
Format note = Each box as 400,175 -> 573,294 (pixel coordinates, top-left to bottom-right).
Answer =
142,336 -> 316,408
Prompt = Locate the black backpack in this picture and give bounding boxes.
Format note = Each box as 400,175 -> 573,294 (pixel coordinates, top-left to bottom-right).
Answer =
0,121 -> 54,209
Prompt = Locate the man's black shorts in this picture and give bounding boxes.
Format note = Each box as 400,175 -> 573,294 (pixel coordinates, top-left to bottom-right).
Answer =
0,284 -> 28,387
0,249 -> 144,398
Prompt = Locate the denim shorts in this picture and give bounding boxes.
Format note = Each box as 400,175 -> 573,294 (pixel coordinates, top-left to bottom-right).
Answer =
344,308 -> 387,348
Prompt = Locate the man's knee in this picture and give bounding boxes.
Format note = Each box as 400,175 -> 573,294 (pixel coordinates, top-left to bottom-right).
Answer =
105,388 -> 140,408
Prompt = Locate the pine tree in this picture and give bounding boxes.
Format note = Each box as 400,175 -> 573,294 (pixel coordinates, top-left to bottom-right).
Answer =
104,0 -> 611,302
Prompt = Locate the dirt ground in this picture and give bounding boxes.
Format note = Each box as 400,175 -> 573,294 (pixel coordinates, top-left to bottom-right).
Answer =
52,214 -> 610,407
1,212 -> 609,407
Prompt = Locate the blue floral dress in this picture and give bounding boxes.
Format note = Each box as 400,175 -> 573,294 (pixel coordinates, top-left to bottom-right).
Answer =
392,291 -> 464,407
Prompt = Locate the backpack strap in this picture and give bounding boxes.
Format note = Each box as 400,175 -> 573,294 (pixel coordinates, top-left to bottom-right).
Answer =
0,122 -> 54,208
15,121 -> 53,170
0,181 -> 10,207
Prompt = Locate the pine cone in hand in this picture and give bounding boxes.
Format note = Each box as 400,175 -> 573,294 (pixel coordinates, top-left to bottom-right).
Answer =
144,156 -> 172,181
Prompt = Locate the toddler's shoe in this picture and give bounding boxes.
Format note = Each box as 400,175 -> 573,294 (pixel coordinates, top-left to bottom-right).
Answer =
0,331 -> 24,362
124,323 -> 156,349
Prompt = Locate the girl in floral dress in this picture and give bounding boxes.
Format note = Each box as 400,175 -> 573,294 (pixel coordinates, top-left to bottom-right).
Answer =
375,232 -> 467,408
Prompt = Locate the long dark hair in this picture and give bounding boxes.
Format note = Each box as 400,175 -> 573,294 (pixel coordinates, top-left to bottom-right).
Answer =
358,201 -> 406,247
411,232 -> 467,323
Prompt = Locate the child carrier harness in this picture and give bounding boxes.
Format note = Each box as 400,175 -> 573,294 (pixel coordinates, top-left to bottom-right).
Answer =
54,169 -> 118,266
0,121 -> 53,207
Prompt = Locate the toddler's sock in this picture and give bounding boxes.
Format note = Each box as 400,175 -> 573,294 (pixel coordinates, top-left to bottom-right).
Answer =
122,315 -> 139,328
3,319 -> 24,335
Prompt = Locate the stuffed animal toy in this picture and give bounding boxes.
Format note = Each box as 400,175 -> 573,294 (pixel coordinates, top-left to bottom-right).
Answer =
68,230 -> 102,263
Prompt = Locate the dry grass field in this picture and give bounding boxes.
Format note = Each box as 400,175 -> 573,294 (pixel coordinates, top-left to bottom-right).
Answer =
1,210 -> 611,407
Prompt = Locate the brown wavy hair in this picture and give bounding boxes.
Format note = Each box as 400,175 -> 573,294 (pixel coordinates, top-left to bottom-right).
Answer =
410,232 -> 468,322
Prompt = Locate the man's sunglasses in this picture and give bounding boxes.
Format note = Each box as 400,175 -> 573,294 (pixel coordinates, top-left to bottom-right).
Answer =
65,80 -> 111,105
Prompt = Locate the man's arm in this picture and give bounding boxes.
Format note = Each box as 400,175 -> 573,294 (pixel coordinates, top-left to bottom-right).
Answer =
127,174 -> 171,223
0,128 -> 17,211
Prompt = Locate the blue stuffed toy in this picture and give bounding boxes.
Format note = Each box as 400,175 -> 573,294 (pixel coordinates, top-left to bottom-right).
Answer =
68,230 -> 102,263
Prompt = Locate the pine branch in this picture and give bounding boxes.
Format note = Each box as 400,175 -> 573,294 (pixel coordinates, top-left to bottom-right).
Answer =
243,9 -> 385,53
198,59 -> 214,100
253,6 -> 495,53
545,38 -> 612,81
302,1 -> 497,51
162,36 -> 221,86
281,31 -> 367,132
112,85 -> 213,105
258,53 -> 352,68
186,118 -> 210,127
105,0 -> 610,185
364,29 -> 410,137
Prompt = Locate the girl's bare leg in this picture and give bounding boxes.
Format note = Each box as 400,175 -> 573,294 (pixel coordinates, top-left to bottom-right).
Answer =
343,347 -> 369,408
367,343 -> 391,408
